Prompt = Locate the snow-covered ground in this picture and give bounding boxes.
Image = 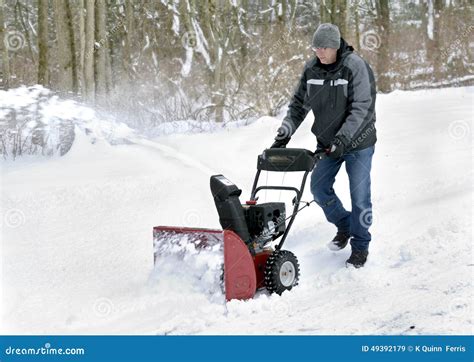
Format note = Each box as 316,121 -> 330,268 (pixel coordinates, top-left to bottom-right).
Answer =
1,86 -> 472,335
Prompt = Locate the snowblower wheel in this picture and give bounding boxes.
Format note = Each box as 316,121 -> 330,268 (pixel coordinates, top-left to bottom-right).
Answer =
264,250 -> 300,295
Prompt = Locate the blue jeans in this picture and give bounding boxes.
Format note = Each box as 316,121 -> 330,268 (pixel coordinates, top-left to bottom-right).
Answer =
310,146 -> 374,251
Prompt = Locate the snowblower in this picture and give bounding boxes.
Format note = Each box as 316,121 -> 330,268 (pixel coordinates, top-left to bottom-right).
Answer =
153,148 -> 326,301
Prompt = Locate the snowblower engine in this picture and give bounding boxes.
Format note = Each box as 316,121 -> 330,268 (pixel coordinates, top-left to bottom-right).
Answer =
210,175 -> 285,253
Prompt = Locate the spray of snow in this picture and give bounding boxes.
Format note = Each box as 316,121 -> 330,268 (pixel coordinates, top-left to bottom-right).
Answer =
152,231 -> 224,304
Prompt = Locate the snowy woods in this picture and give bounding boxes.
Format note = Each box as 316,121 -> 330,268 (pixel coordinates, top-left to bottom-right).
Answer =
1,1 -> 473,123
0,1 -> 472,158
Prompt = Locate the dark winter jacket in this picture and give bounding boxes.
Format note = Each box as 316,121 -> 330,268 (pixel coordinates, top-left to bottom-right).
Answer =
281,38 -> 377,151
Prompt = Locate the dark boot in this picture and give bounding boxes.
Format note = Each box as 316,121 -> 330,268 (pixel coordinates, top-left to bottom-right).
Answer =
327,231 -> 350,251
346,249 -> 369,268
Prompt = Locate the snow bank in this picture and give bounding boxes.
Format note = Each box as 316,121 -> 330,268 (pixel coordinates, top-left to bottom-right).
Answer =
0,86 -> 134,160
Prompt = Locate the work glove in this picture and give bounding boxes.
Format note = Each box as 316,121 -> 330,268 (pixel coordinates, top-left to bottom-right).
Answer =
327,137 -> 346,159
313,148 -> 327,160
270,126 -> 291,148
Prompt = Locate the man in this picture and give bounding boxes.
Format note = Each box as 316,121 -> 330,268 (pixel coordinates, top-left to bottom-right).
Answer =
271,23 -> 376,268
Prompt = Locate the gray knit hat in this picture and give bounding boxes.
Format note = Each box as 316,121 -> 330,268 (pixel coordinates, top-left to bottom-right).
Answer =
312,23 -> 341,49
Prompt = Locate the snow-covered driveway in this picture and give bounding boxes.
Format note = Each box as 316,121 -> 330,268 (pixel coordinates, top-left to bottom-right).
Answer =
1,86 -> 472,335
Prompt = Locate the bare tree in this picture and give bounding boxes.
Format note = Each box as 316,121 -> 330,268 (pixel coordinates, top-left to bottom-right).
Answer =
0,0 -> 11,89
375,0 -> 390,92
123,0 -> 134,83
94,0 -> 107,104
316,0 -> 349,36
84,0 -> 94,102
77,0 -> 86,95
53,0 -> 77,94
320,0 -> 330,23
209,0 -> 229,122
352,0 -> 361,50
332,0 -> 348,36
37,0 -> 48,86
426,0 -> 443,79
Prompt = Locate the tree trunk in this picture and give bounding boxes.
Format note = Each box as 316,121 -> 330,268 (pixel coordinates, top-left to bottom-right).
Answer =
353,0 -> 361,50
179,0 -> 195,78
15,1 -> 35,63
277,0 -> 287,22
425,0 -> 444,80
123,0 -> 134,81
105,1 -> 112,95
431,0 -> 443,79
330,0 -> 347,36
261,0 -> 271,34
94,0 -> 107,104
288,0 -> 297,34
53,0 -> 77,94
320,0 -> 329,23
105,36 -> 113,93
337,0 -> 347,37
65,0 -> 78,94
84,0 -> 94,102
78,0 -> 85,95
375,0 -> 390,92
0,0 -> 10,90
212,0 -> 227,122
37,0 -> 49,86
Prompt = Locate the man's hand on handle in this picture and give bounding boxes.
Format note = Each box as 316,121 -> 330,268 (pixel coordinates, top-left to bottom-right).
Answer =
326,137 -> 345,159
270,126 -> 291,148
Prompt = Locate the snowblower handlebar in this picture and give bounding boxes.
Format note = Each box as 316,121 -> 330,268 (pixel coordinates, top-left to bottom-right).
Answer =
257,148 -> 317,172
251,148 -> 326,200
250,148 -> 327,250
